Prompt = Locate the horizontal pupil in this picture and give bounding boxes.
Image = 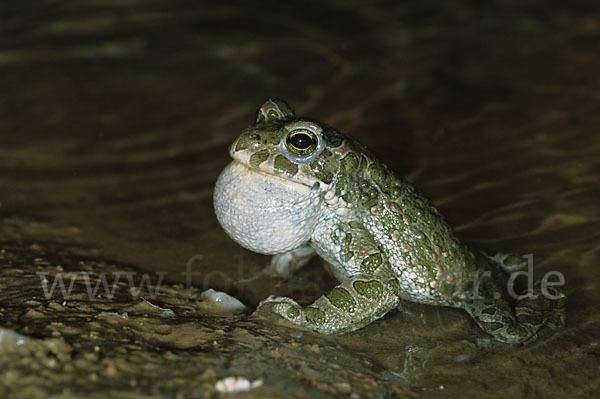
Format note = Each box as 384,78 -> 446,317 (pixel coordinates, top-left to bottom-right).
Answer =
289,133 -> 314,149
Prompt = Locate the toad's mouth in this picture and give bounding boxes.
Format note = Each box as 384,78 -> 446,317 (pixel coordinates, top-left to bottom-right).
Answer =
228,159 -> 314,194
228,144 -> 327,190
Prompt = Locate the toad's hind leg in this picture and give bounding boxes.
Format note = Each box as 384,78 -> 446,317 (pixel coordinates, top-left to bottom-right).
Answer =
465,284 -> 567,344
260,274 -> 402,335
514,284 -> 567,341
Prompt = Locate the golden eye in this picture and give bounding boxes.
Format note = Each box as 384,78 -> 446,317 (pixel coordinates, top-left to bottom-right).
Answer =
280,122 -> 325,163
286,129 -> 318,155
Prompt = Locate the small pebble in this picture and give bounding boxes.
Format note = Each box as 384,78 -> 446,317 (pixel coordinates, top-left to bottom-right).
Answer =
200,289 -> 246,312
215,376 -> 263,393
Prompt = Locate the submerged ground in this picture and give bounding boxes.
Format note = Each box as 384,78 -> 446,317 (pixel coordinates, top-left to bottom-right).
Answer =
1,1 -> 599,398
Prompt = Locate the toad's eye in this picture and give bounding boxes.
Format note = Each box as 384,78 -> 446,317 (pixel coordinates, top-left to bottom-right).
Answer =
280,123 -> 325,163
286,129 -> 318,155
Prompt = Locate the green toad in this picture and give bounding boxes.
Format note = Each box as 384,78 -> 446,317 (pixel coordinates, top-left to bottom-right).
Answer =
213,99 -> 566,344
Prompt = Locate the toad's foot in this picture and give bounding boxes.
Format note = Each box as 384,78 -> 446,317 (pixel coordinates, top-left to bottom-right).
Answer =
467,283 -> 567,344
514,285 -> 567,342
236,246 -> 316,284
265,245 -> 316,277
259,275 -> 402,335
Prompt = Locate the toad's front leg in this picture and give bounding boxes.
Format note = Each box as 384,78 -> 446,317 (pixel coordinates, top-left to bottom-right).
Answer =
260,224 -> 402,334
260,273 -> 401,334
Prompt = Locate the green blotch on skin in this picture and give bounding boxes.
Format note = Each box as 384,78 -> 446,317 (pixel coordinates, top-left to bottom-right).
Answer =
387,278 -> 402,296
485,322 -> 504,331
517,313 -> 545,326
354,317 -> 374,329
360,183 -> 379,209
256,99 -> 296,122
310,149 -> 336,184
439,279 -> 457,297
353,280 -> 384,299
266,110 -> 280,120
249,149 -> 270,169
341,152 -> 360,171
305,307 -> 326,326
361,252 -> 382,273
235,132 -> 257,151
266,106 -> 294,121
348,221 -> 362,230
326,287 -> 356,313
519,295 -> 553,312
263,131 -> 282,145
504,254 -> 524,267
480,306 -> 497,316
337,152 -> 360,199
323,129 -> 344,148
341,233 -> 354,261
235,128 -> 281,151
368,162 -> 393,194
286,306 -> 300,319
274,155 -> 298,176
379,213 -> 402,236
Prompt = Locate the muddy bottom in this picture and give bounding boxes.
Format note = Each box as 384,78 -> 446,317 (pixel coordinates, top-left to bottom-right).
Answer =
1,0 -> 600,398
2,239 -> 596,399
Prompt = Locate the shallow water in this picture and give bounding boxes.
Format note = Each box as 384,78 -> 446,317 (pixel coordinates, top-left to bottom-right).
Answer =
1,1 -> 599,398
